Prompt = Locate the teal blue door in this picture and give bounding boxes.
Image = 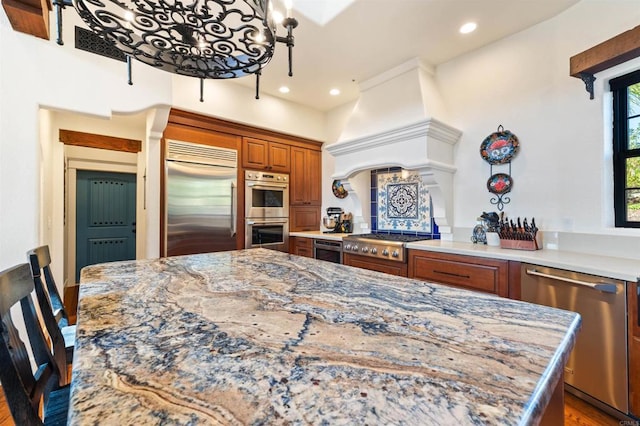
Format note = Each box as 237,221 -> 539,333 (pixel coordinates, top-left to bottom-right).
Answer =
76,170 -> 137,282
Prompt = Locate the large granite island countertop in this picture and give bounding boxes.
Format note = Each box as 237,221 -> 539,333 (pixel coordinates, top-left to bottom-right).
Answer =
71,248 -> 580,425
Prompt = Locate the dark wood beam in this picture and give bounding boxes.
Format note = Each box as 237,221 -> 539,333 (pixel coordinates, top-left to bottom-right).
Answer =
1,0 -> 50,40
59,129 -> 142,153
570,25 -> 640,99
570,25 -> 640,77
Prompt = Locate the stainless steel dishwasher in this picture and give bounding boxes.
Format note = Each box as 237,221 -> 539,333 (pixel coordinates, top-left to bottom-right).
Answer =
521,264 -> 628,417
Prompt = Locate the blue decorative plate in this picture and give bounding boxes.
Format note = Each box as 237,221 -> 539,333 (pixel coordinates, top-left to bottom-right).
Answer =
332,180 -> 348,199
480,128 -> 519,165
487,173 -> 513,195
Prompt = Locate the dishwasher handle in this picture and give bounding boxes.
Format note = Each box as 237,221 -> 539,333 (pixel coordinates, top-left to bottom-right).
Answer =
525,268 -> 618,294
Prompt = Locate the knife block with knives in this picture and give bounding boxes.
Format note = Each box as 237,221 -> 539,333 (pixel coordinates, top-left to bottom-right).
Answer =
498,217 -> 542,250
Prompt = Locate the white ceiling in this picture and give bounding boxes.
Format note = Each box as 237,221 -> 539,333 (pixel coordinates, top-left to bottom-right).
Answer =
232,0 -> 580,112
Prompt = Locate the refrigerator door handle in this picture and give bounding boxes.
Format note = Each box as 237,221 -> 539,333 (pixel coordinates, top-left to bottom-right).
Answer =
230,182 -> 237,238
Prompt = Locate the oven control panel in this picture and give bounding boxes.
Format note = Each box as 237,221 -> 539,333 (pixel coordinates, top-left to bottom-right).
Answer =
245,170 -> 288,183
343,242 -> 404,262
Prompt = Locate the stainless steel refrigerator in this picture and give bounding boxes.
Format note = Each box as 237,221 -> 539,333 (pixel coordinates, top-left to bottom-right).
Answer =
165,139 -> 238,257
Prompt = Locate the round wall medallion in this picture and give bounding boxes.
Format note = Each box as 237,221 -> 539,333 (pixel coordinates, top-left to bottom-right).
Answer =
486,173 -> 513,195
332,180 -> 348,199
480,128 -> 519,165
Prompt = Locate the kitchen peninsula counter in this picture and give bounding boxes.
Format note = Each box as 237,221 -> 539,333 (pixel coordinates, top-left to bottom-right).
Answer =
71,249 -> 580,425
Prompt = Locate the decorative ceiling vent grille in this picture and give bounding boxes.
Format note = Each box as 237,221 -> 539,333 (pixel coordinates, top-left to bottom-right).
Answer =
74,26 -> 126,63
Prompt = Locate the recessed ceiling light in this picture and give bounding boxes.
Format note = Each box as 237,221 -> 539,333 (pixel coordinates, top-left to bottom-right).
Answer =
459,22 -> 477,34
279,86 -> 290,94
329,88 -> 340,96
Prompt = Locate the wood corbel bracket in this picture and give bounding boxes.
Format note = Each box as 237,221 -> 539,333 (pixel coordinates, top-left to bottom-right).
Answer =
570,25 -> 640,100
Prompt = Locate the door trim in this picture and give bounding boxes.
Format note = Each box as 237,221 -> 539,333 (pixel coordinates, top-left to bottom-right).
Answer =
66,158 -> 137,285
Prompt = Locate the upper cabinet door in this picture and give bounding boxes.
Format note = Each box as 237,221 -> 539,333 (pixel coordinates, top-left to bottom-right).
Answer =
242,137 -> 290,173
268,142 -> 290,173
290,146 -> 321,206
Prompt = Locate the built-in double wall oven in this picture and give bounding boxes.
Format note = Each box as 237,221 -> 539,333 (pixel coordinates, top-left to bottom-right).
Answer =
245,170 -> 289,252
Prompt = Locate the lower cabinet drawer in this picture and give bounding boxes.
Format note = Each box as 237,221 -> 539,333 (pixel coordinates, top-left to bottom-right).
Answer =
408,250 -> 509,296
343,253 -> 408,277
290,237 -> 313,258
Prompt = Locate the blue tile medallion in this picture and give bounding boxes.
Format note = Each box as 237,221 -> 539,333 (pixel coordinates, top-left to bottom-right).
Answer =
376,170 -> 432,233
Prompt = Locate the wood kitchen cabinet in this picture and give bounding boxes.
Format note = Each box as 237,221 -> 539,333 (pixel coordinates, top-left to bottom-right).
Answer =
629,281 -> 640,417
290,206 -> 321,232
289,146 -> 322,232
290,236 -> 313,258
242,137 -> 290,173
165,108 -> 323,234
408,250 -> 512,298
343,253 -> 408,277
290,147 -> 321,206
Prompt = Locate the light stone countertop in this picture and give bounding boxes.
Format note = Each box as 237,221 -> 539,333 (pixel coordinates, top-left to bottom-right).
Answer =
289,232 -> 639,281
70,248 -> 580,425
405,240 -> 640,282
289,230 -> 355,241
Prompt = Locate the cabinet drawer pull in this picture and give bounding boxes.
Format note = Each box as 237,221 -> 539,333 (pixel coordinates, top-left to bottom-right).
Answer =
434,270 -> 471,279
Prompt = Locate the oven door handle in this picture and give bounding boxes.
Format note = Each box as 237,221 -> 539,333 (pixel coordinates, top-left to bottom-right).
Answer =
247,219 -> 288,225
247,182 -> 289,189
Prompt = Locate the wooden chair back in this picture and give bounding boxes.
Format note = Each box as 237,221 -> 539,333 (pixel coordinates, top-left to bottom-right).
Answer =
28,245 -> 72,386
28,246 -> 69,327
0,263 -> 63,425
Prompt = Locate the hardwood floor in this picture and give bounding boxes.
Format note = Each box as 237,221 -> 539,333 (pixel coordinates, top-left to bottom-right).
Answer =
0,386 -> 622,426
0,387 -> 10,426
564,392 -> 620,426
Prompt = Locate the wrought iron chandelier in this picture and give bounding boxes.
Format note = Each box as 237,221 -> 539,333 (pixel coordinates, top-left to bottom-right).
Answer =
60,0 -> 298,100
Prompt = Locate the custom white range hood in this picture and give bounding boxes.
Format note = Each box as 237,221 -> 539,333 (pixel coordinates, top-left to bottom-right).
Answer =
326,58 -> 462,238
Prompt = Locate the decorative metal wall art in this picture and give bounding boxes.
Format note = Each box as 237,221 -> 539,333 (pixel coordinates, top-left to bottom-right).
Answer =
480,125 -> 519,211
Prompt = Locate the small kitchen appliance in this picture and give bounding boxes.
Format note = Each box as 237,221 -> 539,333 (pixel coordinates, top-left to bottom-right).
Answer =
323,207 -> 352,234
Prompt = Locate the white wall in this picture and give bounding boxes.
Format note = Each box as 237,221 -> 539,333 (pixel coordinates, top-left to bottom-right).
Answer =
434,0 -> 640,257
323,0 -> 640,258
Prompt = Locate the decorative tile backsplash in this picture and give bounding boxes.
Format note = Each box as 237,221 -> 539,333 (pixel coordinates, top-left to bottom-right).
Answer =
370,168 -> 439,238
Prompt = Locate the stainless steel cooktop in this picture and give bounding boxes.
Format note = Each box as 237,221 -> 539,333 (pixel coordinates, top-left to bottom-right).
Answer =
342,233 -> 432,262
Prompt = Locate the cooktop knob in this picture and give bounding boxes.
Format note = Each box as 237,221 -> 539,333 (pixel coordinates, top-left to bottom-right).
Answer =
352,245 -> 359,251
361,247 -> 369,253
382,249 -> 389,256
392,250 -> 399,258
371,248 -> 378,255
344,244 -> 351,251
